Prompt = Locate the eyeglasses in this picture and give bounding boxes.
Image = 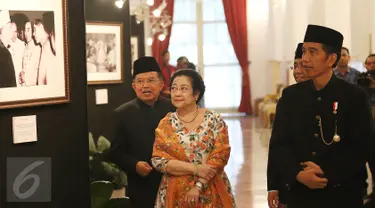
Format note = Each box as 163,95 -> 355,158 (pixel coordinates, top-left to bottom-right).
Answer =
170,86 -> 191,93
291,63 -> 303,70
134,78 -> 159,85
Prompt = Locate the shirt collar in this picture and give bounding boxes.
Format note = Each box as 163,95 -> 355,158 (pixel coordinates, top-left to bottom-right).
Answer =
136,96 -> 162,109
334,66 -> 352,74
308,71 -> 338,93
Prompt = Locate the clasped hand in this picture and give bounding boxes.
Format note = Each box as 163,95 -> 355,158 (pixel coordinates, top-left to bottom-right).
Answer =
136,161 -> 153,177
196,164 -> 216,181
296,161 -> 328,189
185,187 -> 200,207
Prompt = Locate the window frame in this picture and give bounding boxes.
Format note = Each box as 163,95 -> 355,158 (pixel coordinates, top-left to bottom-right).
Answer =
170,0 -> 241,111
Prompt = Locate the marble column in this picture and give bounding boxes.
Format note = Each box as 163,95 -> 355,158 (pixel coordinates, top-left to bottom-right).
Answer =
370,0 -> 375,54
324,0 -> 352,49
247,0 -> 271,101
285,0 -> 310,59
267,0 -> 286,61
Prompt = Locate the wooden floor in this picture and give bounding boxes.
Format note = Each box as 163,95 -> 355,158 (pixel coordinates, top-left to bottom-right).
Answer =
223,115 -> 269,208
112,115 -> 373,207
223,115 -> 373,208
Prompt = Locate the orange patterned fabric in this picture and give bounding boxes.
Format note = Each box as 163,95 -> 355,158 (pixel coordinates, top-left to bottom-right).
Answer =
152,111 -> 236,208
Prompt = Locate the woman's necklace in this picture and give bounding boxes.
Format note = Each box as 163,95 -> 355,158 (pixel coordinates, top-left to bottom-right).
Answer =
177,105 -> 200,123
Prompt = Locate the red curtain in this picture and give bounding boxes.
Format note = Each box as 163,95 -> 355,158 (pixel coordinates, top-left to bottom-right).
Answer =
222,0 -> 252,114
151,0 -> 175,65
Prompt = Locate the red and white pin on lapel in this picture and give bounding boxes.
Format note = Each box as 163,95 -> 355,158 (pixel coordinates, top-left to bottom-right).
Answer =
333,101 -> 338,114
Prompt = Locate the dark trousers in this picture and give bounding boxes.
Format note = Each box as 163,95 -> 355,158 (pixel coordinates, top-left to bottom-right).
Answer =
288,182 -> 363,208
126,172 -> 161,208
129,198 -> 155,208
288,196 -> 363,208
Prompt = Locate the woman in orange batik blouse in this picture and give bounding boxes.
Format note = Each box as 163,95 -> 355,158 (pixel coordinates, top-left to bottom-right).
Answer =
151,69 -> 236,208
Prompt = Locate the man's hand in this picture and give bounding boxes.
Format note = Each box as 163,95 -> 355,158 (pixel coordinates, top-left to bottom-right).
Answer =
19,71 -> 25,85
136,161 -> 153,177
301,161 -> 326,178
267,191 -> 279,208
296,162 -> 328,189
301,161 -> 321,171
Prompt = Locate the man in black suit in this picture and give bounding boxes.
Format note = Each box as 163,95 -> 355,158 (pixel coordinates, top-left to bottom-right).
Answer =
267,42 -> 306,208
268,24 -> 373,208
0,10 -> 16,88
108,56 -> 175,208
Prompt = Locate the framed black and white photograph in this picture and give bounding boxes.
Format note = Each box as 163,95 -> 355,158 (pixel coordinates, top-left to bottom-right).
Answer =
0,0 -> 70,109
130,36 -> 138,76
86,21 -> 123,85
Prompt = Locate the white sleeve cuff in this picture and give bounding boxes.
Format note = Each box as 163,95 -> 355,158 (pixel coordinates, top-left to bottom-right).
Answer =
268,190 -> 278,192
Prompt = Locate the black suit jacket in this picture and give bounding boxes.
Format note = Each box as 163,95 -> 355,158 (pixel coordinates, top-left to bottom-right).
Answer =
268,74 -> 373,208
108,97 -> 175,208
267,129 -> 289,204
0,43 -> 16,88
363,87 -> 375,181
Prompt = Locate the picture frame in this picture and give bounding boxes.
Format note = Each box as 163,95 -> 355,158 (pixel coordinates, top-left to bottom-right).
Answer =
130,36 -> 139,76
0,0 -> 70,109
86,21 -> 123,85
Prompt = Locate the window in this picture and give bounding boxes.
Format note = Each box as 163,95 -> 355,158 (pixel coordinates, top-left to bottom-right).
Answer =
169,0 -> 197,64
203,23 -> 237,65
349,60 -> 366,72
168,24 -> 198,64
169,0 -> 241,111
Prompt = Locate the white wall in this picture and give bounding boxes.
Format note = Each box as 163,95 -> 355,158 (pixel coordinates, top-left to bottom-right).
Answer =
350,0 -> 371,61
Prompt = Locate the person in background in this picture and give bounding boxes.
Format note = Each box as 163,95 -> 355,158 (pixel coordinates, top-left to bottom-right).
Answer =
8,21 -> 25,86
108,56 -> 175,208
188,62 -> 196,71
0,10 -> 16,88
292,43 -> 308,83
360,53 -> 375,200
160,50 -> 176,98
10,13 -> 29,42
365,54 -> 375,71
177,56 -> 189,70
267,42 -> 306,208
152,69 -> 236,207
20,21 -> 41,86
333,47 -> 359,84
9,13 -> 29,86
33,14 -> 56,85
186,61 -> 205,107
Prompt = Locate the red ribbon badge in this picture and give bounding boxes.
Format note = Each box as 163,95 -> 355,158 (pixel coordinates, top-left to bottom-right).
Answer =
333,102 -> 338,110
333,102 -> 338,114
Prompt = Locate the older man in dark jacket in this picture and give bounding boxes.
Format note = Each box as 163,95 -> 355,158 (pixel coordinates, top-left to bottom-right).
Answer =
0,10 -> 16,88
